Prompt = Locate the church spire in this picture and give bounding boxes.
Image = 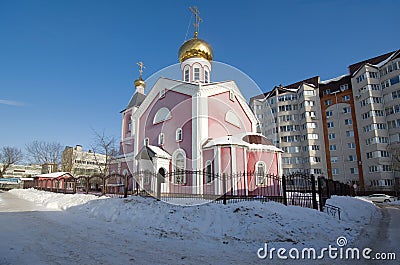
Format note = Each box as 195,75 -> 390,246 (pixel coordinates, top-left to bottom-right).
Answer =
134,61 -> 146,94
189,6 -> 202,39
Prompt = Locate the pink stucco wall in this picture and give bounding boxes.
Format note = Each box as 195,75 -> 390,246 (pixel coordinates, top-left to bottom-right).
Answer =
208,91 -> 253,139
139,89 -> 193,163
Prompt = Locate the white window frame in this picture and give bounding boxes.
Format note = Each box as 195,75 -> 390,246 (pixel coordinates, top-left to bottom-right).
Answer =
176,128 -> 183,142
158,133 -> 164,146
255,161 -> 267,186
205,160 -> 213,183
194,68 -> 200,81
184,68 -> 189,82
173,149 -> 186,184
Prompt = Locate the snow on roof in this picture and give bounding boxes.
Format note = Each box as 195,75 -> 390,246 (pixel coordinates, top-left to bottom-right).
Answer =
204,133 -> 282,152
374,52 -> 397,68
147,145 -> 172,159
35,172 -> 74,179
320,74 -> 349,85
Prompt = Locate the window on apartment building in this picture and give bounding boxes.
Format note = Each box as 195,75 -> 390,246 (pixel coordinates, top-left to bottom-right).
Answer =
329,145 -> 337,151
326,111 -> 333,118
342,95 -> 350,101
324,99 -> 332,106
356,73 -> 365,83
368,71 -> 379,79
392,90 -> 400,100
369,166 -> 378,173
332,168 -> 339,175
348,142 -> 356,149
350,168 -> 358,174
327,122 -> 334,128
323,89 -> 331,95
346,130 -> 354,137
331,157 -> 338,163
304,90 -> 315,96
345,119 -> 353,125
328,133 -> 336,140
390,76 -> 400,86
348,155 -> 357,161
343,107 -> 351,113
340,84 -> 349,91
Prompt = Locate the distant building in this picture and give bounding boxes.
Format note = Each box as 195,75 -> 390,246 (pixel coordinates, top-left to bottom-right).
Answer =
0,163 -> 42,178
41,163 -> 59,174
62,145 -> 107,176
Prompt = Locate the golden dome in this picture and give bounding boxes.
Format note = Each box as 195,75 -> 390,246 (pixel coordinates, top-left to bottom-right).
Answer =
178,35 -> 213,63
134,77 -> 146,88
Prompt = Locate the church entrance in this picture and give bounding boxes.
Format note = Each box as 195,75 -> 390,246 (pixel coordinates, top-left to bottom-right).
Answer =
156,167 -> 166,200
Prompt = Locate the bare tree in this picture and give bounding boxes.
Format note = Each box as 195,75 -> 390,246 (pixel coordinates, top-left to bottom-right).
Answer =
25,141 -> 63,165
0,146 -> 23,178
387,142 -> 400,172
91,130 -> 117,176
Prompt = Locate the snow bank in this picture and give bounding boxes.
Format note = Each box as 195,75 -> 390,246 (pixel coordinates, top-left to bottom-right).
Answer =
8,189 -> 380,249
326,196 -> 381,225
9,188 -> 107,210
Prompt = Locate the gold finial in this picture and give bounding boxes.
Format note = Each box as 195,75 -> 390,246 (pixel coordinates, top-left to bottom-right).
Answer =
137,61 -> 145,79
189,6 -> 202,38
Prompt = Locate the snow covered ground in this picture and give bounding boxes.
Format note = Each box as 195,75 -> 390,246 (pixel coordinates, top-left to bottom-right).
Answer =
1,189 -> 385,264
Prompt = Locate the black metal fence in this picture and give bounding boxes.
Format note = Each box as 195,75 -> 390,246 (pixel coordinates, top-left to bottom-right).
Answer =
31,171 -> 354,212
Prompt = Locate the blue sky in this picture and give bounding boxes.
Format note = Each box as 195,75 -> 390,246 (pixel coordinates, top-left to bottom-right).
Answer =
1,0 -> 399,154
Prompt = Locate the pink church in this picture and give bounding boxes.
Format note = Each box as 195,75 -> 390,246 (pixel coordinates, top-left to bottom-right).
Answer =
110,21 -> 282,196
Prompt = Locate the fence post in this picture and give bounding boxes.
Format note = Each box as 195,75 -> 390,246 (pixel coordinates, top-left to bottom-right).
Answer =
311,175 -> 318,210
102,176 -> 106,196
124,174 -> 128,198
317,177 -> 323,211
222,173 -> 227,205
282,174 -> 287,206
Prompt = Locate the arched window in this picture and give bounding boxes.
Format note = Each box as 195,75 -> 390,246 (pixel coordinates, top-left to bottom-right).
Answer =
176,128 -> 183,142
205,160 -> 213,183
255,161 -> 266,185
153,107 -> 171,124
225,110 -> 241,128
173,150 -> 186,184
144,137 -> 149,146
205,70 -> 209,83
158,133 -> 164,146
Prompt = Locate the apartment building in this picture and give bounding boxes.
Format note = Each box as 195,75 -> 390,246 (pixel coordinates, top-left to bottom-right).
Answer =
349,50 -> 400,192
251,50 -> 400,192
61,145 -> 107,177
0,164 -> 42,178
250,77 -> 327,176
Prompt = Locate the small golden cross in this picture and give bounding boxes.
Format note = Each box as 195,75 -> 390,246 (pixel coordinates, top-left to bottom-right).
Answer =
137,61 -> 145,78
189,6 -> 202,37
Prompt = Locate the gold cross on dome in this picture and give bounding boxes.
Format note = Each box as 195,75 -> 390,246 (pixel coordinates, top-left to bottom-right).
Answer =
137,61 -> 145,78
189,6 -> 202,38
